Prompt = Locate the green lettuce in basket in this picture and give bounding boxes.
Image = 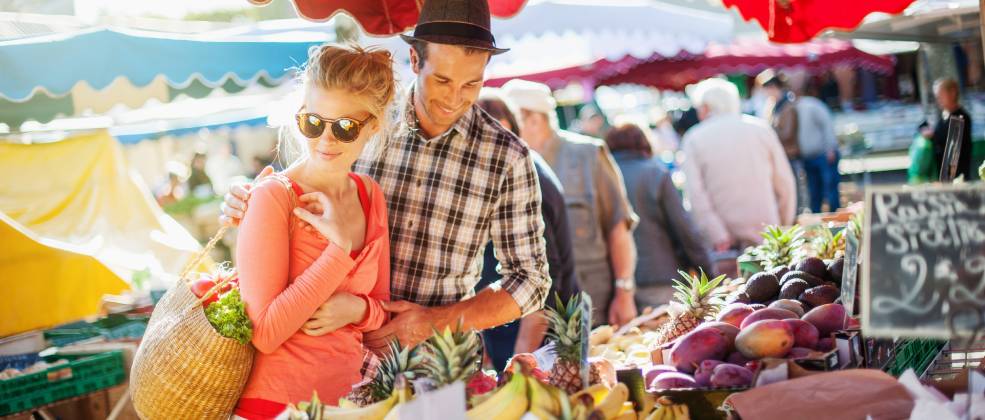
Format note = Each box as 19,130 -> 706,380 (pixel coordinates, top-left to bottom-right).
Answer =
204,288 -> 253,345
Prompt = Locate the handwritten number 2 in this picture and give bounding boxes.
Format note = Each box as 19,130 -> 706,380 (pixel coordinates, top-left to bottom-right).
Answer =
873,254 -> 939,315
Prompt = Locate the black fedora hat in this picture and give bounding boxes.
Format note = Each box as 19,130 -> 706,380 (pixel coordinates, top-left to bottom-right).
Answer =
400,0 -> 508,55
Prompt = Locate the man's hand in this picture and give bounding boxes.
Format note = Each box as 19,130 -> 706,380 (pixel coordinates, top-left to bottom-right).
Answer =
514,311 -> 548,355
608,289 -> 637,327
302,292 -> 367,337
826,150 -> 838,164
363,301 -> 443,354
219,166 -> 273,226
920,126 -> 933,140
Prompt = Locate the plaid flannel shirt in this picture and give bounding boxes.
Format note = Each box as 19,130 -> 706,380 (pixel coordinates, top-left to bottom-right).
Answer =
353,90 -> 550,317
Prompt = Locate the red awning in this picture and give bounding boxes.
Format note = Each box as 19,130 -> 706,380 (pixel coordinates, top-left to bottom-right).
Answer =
721,0 -> 915,43
599,39 -> 896,91
484,55 -> 645,90
246,0 -> 528,36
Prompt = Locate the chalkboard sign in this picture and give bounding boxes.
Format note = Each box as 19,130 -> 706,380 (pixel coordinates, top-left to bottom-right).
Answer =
862,184 -> 985,338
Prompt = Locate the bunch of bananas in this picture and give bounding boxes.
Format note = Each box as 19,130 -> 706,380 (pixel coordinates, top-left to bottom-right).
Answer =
284,372 -> 677,420
643,397 -> 691,420
568,383 -> 633,420
285,384 -> 412,420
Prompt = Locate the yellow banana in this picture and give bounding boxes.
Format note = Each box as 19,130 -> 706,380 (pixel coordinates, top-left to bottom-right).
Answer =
638,393 -> 657,418
646,404 -> 674,420
314,392 -> 398,420
380,385 -> 412,420
569,384 -> 609,408
569,400 -> 591,420
338,398 -> 360,409
466,372 -> 529,420
527,377 -> 562,419
671,404 -> 690,420
590,382 -> 628,419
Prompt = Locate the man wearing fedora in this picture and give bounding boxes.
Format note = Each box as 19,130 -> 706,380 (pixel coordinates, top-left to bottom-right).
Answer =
222,0 -> 551,353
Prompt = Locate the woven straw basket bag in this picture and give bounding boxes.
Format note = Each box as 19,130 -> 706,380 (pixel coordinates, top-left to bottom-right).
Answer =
130,176 -> 296,419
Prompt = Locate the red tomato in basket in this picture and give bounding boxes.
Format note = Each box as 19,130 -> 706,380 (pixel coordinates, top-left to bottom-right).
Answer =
191,279 -> 219,307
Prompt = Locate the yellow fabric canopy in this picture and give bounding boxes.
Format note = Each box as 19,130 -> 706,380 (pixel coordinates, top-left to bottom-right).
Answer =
0,130 -> 204,337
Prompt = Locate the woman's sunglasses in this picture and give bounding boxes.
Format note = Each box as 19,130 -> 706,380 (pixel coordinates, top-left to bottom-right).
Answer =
295,110 -> 373,143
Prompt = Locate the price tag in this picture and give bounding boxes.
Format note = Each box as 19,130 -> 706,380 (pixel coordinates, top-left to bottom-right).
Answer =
841,227 -> 860,315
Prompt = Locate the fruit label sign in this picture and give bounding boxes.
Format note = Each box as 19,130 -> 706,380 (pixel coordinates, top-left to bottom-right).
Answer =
841,228 -> 860,316
862,184 -> 985,338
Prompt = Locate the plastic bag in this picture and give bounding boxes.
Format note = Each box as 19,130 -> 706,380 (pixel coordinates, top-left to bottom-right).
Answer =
908,135 -> 937,184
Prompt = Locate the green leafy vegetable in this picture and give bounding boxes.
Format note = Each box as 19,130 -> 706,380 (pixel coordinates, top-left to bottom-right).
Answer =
204,289 -> 253,345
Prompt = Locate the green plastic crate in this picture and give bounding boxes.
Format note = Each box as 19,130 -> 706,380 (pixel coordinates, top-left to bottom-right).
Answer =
44,314 -> 148,347
884,339 -> 945,377
0,350 -> 125,416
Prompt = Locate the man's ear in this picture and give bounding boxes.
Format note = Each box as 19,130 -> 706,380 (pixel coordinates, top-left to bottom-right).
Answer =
409,46 -> 421,75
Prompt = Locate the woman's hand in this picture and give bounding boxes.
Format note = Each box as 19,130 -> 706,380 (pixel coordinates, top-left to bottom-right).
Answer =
302,292 -> 367,336
294,192 -> 352,253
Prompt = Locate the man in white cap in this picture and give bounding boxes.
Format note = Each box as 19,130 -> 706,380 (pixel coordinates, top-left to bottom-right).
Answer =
504,79 -> 639,327
680,78 -> 796,251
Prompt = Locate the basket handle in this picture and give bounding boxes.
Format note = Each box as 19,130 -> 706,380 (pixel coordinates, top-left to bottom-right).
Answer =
178,173 -> 296,312
181,225 -> 231,312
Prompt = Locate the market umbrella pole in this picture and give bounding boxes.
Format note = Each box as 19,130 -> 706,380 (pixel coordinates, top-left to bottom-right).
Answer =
981,0 -> 984,58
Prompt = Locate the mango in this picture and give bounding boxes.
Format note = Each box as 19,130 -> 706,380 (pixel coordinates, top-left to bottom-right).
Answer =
648,372 -> 696,390
786,347 -> 813,359
694,360 -> 723,387
694,321 -> 740,352
768,299 -> 806,317
726,351 -> 751,365
739,308 -> 799,329
735,319 -> 795,359
643,365 -> 677,386
669,328 -> 729,373
802,303 -> 847,336
816,337 -> 835,351
710,363 -> 753,388
783,319 -> 820,349
716,304 -> 754,328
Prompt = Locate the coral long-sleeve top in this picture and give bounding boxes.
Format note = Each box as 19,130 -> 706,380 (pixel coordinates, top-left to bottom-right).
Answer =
235,173 -> 390,406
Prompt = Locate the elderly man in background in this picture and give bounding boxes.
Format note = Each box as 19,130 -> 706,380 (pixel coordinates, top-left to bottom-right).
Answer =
680,78 -> 796,251
504,79 -> 639,327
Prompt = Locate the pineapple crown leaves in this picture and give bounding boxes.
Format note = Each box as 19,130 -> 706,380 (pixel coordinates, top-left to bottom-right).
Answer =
756,224 -> 806,269
367,339 -> 426,401
421,323 -> 482,387
670,269 -> 728,318
812,227 -> 845,259
545,292 -> 587,363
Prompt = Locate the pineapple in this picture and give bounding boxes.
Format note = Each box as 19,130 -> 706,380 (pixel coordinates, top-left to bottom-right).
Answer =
812,227 -> 844,260
654,270 -> 728,346
349,340 -> 426,406
546,292 -> 601,394
421,325 -> 482,388
756,225 -> 806,270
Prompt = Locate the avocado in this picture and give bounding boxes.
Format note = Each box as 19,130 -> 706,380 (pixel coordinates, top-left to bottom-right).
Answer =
796,257 -> 830,282
779,279 -> 810,300
745,272 -> 781,303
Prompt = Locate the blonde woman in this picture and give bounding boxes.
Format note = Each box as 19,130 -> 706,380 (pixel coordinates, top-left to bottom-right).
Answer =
233,45 -> 396,418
